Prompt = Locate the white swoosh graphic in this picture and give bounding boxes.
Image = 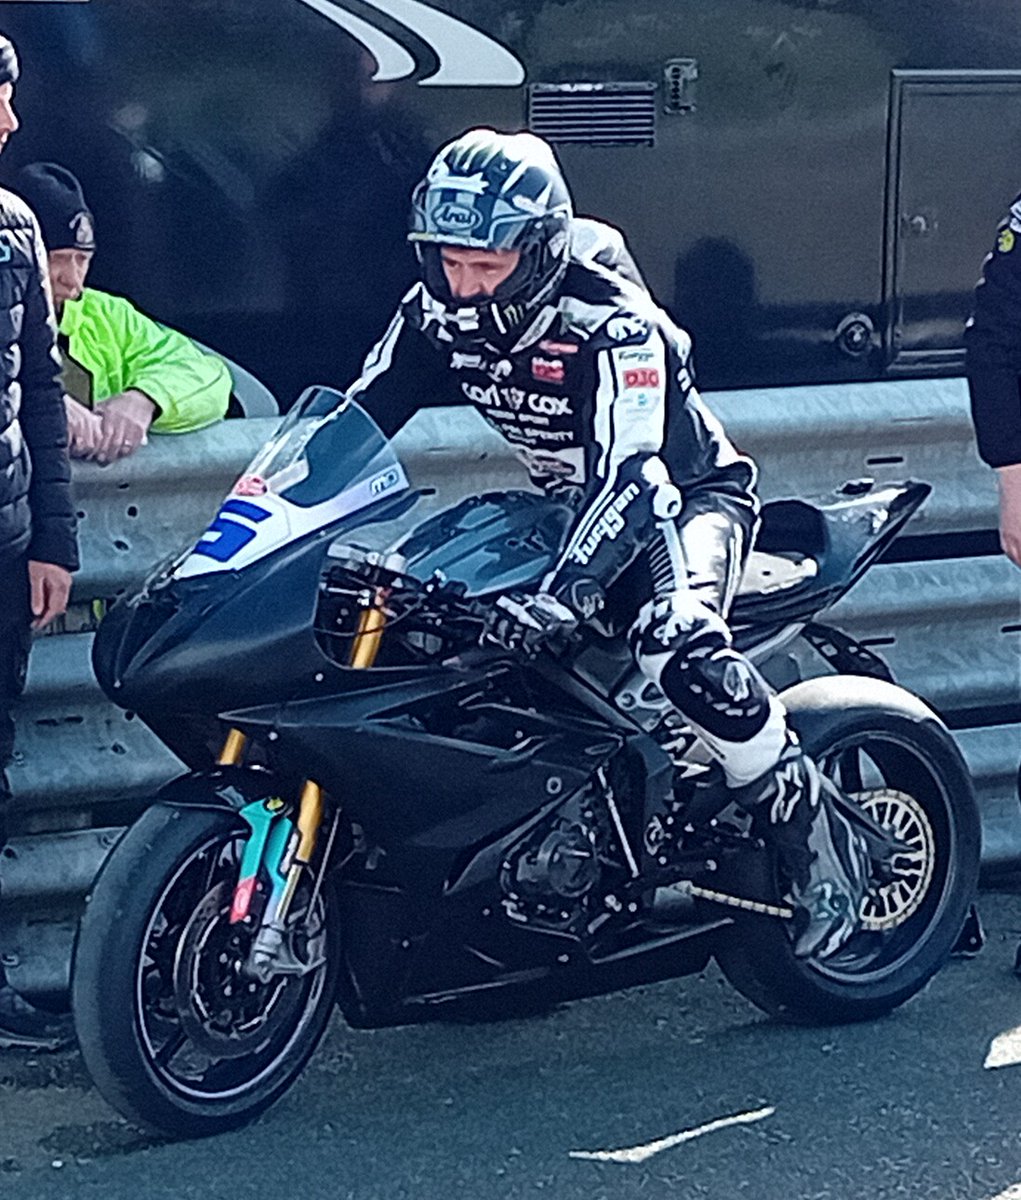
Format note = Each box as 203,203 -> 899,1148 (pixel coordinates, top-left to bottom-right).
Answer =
360,0 -> 524,86
297,0 -> 525,87
298,0 -> 417,82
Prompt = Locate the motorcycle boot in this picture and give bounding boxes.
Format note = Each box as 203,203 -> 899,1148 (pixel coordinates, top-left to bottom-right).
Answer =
731,740 -> 871,960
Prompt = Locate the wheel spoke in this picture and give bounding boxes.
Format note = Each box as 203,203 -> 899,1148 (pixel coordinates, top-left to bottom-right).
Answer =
153,1027 -> 188,1070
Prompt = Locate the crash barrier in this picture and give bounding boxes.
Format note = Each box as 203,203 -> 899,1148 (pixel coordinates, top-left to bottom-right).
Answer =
3,377 -> 1019,1005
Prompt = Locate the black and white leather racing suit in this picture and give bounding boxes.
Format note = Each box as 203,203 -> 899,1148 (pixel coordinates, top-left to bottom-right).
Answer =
347,228 -> 790,787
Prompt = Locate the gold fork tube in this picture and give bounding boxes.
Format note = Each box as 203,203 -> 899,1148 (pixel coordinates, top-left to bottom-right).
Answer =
272,780 -> 324,925
349,594 -> 387,669
218,728 -> 247,765
295,780 -> 324,864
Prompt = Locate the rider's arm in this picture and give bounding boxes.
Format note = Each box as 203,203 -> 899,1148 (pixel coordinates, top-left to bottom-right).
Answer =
346,289 -> 458,437
540,320 -> 757,605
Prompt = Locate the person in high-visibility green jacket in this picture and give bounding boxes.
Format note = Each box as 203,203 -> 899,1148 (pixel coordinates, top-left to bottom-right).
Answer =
12,162 -> 230,464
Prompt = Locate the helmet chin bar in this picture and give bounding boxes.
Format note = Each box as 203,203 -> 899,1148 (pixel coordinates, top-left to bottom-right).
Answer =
417,244 -> 540,341
446,299 -> 527,341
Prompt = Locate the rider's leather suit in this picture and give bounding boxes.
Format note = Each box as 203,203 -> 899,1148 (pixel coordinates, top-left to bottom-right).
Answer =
347,226 -> 788,783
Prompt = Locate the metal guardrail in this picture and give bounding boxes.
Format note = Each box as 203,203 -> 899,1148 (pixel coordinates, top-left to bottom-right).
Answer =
2,380 -> 1018,1003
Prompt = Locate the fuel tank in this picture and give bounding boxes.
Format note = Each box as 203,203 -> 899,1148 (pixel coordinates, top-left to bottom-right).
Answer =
397,491 -> 574,596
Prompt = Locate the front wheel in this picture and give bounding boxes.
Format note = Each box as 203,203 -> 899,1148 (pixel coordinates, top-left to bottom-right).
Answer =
72,803 -> 341,1139
714,682 -> 980,1024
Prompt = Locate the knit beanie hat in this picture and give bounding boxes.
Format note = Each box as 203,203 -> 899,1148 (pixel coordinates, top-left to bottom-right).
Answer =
0,36 -> 18,88
13,162 -> 96,252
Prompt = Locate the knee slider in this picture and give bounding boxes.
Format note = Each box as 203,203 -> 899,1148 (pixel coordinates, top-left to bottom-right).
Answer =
662,646 -> 773,741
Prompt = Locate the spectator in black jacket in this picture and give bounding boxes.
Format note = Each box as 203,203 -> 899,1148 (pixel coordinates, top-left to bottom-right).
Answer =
965,197 -> 1021,568
0,33 -> 78,1045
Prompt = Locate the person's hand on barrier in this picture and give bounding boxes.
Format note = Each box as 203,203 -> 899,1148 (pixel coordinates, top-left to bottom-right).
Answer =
998,464 -> 1021,568
27,560 -> 72,629
94,389 -> 156,463
63,395 -> 104,459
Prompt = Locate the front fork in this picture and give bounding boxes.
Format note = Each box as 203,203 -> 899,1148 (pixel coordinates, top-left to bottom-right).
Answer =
220,583 -> 389,981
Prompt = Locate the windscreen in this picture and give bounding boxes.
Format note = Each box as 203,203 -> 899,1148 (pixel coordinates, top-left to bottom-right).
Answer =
241,386 -> 402,507
174,388 -> 410,578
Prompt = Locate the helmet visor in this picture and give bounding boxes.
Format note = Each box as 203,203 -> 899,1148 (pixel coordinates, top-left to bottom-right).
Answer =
409,181 -> 557,251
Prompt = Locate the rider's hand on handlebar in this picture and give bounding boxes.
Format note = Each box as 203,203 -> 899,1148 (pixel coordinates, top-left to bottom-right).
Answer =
484,592 -> 579,655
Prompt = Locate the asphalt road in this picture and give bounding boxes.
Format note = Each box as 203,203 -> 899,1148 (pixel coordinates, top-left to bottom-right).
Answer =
7,889 -> 1021,1200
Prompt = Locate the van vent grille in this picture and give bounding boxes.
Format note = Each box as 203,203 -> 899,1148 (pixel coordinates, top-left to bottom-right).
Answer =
527,82 -> 656,146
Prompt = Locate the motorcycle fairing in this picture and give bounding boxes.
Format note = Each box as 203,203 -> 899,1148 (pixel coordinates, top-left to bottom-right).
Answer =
220,663 -> 627,895
94,488 -> 418,717
731,480 -> 931,625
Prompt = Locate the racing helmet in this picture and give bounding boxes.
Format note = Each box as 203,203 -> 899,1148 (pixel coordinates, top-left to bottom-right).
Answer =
409,129 -> 573,338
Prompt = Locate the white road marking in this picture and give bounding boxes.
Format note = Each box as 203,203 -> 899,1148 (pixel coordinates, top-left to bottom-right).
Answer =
986,1185 -> 1021,1200
984,1025 -> 1021,1069
569,1105 -> 775,1164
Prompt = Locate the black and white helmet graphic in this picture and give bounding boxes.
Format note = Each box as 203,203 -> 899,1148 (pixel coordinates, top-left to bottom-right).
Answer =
409,128 -> 573,339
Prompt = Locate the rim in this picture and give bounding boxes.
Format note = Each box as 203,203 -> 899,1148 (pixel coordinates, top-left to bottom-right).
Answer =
856,787 -> 936,932
135,832 -> 329,1103
803,729 -> 955,983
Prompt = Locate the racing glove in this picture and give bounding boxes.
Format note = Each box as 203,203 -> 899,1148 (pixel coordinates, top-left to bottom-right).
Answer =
485,592 -> 579,655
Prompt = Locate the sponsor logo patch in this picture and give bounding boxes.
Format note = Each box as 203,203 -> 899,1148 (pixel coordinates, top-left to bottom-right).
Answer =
623,367 -> 660,389
519,448 -> 582,480
998,228 -> 1016,254
451,351 -> 512,381
370,467 -> 402,495
233,474 -> 267,496
570,483 -> 641,566
539,338 -> 580,355
462,382 -> 571,416
71,211 -> 94,248
606,316 -> 649,344
531,356 -> 565,383
618,348 -> 655,363
433,201 -> 483,233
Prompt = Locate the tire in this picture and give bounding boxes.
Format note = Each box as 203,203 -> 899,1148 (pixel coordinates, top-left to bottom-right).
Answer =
72,803 -> 341,1139
713,680 -> 980,1024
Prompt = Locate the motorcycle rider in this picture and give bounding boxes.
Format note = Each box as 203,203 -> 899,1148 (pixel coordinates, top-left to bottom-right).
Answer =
346,128 -> 869,959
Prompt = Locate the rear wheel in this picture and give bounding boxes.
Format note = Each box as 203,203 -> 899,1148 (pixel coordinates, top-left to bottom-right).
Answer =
714,696 -> 980,1023
72,803 -> 340,1138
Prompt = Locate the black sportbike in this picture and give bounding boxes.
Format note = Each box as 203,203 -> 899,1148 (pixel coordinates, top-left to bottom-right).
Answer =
74,387 -> 980,1138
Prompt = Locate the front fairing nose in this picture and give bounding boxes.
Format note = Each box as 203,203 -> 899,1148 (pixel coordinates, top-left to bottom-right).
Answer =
92,575 -> 212,703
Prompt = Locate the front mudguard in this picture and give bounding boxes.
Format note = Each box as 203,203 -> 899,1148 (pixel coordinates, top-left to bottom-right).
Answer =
155,765 -> 283,816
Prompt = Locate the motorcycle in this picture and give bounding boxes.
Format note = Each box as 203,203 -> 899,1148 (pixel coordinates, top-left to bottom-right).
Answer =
73,386 -> 980,1138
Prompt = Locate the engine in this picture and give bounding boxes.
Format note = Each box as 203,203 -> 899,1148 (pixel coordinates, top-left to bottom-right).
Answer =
499,790 -> 606,930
